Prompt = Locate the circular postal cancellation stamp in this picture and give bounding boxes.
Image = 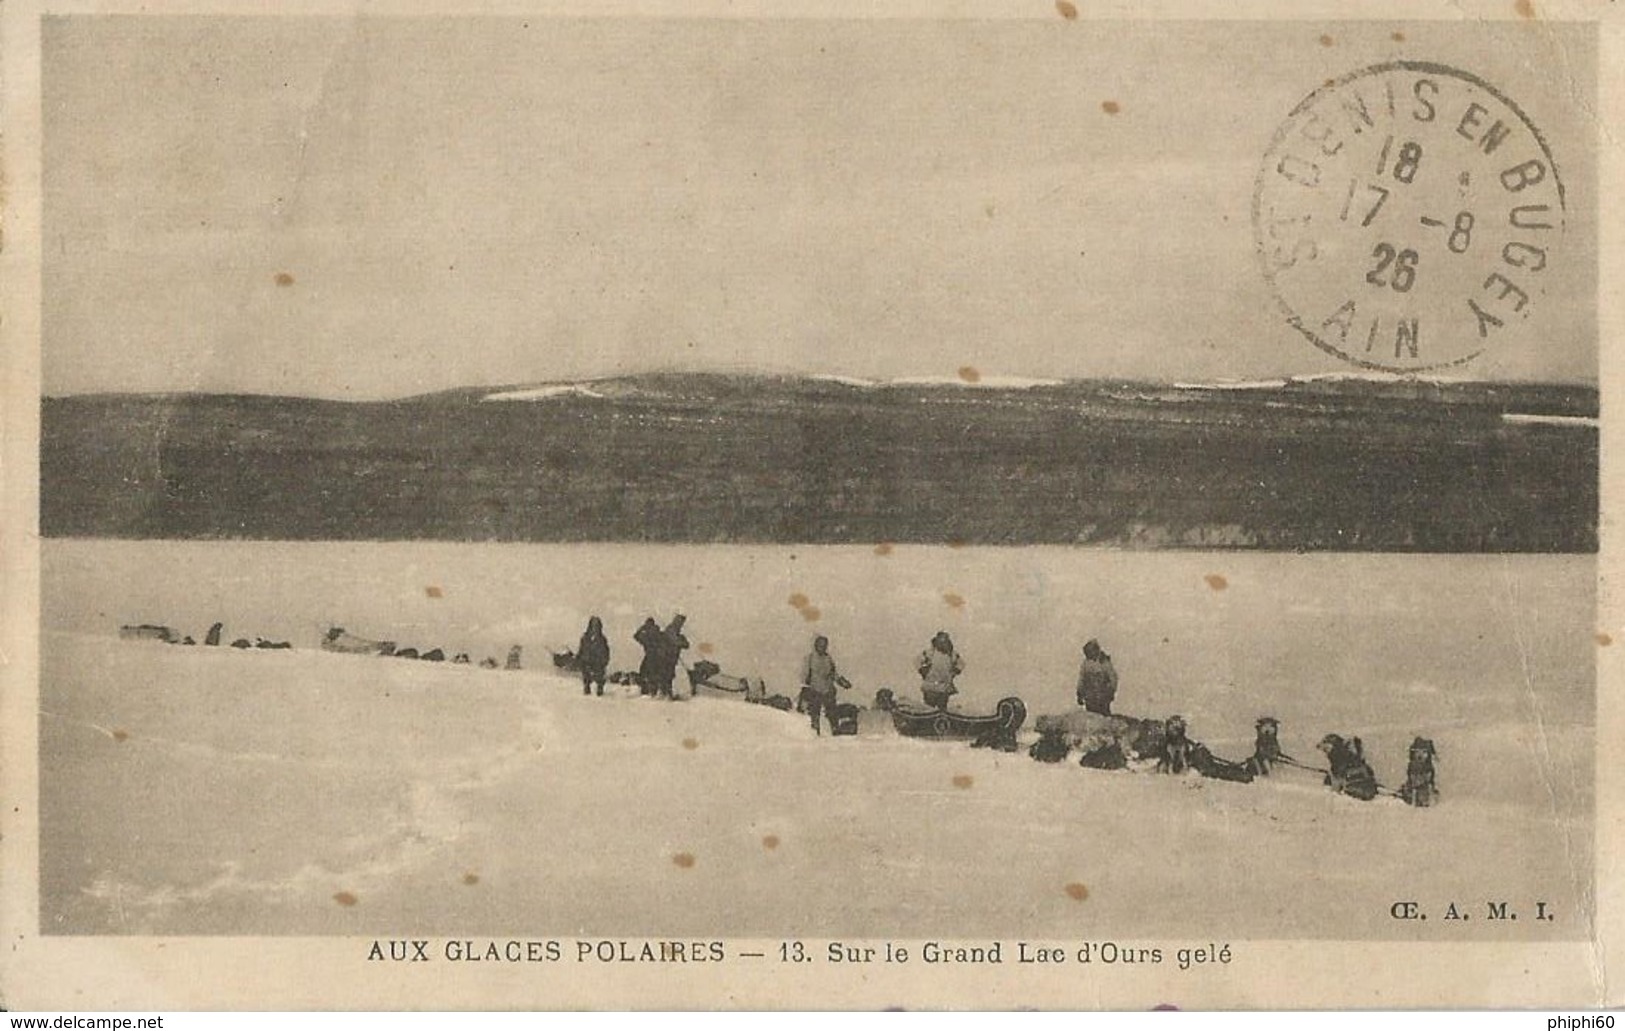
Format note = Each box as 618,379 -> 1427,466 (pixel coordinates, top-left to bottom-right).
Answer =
1253,61 -> 1566,373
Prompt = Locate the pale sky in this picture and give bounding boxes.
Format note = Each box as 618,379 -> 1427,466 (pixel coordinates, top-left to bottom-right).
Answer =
42,16 -> 1596,398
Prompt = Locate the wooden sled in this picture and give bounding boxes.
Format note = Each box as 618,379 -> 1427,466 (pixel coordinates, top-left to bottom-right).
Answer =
322,627 -> 396,656
120,624 -> 179,643
686,660 -> 768,702
875,689 -> 1027,743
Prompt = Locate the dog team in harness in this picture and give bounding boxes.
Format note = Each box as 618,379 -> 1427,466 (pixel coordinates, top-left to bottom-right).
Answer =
1029,637 -> 1437,804
1030,708 -> 1437,804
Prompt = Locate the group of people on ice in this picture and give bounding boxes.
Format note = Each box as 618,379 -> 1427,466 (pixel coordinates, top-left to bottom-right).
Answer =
564,614 -> 866,734
570,613 -> 691,700
566,616 -> 971,732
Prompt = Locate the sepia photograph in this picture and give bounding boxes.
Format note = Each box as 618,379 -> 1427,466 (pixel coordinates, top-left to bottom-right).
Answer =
2,1 -> 1617,1011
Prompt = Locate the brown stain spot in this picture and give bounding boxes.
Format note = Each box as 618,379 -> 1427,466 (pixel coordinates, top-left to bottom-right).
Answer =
952,774 -> 974,789
462,872 -> 480,886
1514,0 -> 1536,18
947,538 -> 969,550
111,729 -> 129,743
1100,100 -> 1120,115
672,852 -> 696,869
874,542 -> 894,557
958,365 -> 981,384
697,641 -> 715,655
332,891 -> 358,907
801,605 -> 822,623
1055,0 -> 1078,19
1318,33 -> 1335,47
762,834 -> 780,850
1323,78 -> 1337,88
943,592 -> 965,610
273,272 -> 295,287
425,585 -> 443,599
1391,31 -> 1406,42
1597,632 -> 1613,647
1064,882 -> 1090,901
682,737 -> 700,751
788,592 -> 810,610
1204,573 -> 1228,592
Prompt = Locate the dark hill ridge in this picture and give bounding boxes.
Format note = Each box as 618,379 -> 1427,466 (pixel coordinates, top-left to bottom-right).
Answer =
410,371 -> 1598,415
41,375 -> 1597,551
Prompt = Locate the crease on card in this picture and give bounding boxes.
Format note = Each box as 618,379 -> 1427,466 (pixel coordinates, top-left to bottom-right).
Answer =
163,17 -> 360,406
1435,0 -> 1612,150
1496,557 -> 1602,1001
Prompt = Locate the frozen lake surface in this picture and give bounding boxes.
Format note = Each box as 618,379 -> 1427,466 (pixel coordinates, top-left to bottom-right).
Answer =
39,541 -> 1594,938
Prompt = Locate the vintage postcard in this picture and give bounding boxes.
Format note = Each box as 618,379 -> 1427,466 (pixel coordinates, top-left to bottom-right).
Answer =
1,0 -> 1621,1011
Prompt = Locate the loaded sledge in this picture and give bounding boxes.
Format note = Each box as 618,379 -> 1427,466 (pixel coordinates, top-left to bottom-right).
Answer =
874,688 -> 1027,751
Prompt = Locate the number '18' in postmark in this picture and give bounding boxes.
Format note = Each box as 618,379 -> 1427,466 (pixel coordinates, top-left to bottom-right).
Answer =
1253,61 -> 1565,373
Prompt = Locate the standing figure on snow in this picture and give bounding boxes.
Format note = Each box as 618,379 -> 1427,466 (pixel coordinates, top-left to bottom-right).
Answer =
1317,733 -> 1380,801
652,614 -> 691,700
799,634 -> 852,736
577,616 -> 611,697
634,618 -> 664,697
916,631 -> 964,710
1076,639 -> 1119,716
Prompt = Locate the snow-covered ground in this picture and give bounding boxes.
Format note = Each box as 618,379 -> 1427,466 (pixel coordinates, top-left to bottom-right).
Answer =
1501,412 -> 1601,428
38,541 -> 1594,939
481,383 -> 607,402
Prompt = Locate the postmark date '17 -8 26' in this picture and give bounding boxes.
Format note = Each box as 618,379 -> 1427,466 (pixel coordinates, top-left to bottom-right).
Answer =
1254,61 -> 1565,373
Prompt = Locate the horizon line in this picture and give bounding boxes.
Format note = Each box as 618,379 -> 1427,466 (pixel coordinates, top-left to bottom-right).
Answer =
40,368 -> 1604,404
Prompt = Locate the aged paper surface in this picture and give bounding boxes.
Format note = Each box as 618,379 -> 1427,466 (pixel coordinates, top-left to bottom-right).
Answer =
2,0 -> 1621,1010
